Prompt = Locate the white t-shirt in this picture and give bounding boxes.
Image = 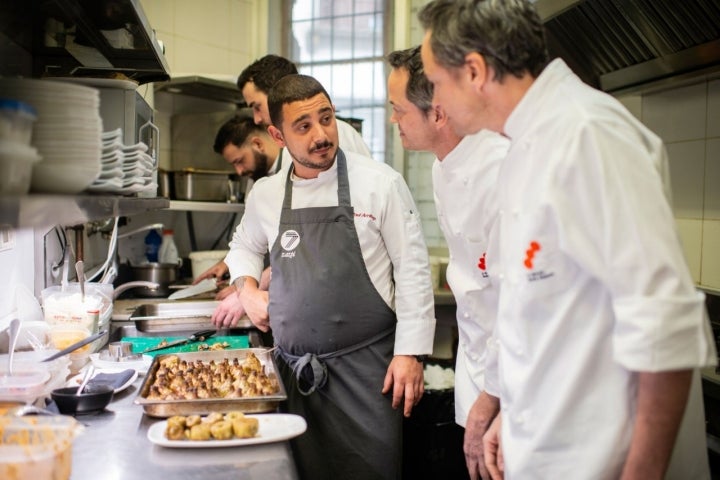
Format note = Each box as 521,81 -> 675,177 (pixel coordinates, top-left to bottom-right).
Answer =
431,129 -> 509,426
487,58 -> 716,479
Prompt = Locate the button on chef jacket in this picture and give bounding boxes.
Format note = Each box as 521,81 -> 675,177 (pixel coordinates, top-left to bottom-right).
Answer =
226,149 -> 436,355
431,129 -> 509,427
484,58 -> 717,480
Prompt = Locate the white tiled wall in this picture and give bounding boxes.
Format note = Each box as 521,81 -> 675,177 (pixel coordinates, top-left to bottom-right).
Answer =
640,79 -> 720,291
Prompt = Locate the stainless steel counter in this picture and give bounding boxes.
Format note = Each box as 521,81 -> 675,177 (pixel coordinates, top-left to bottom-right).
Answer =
70,373 -> 299,480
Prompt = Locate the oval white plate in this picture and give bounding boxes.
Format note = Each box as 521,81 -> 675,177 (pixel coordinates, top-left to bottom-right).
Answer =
65,368 -> 139,393
147,414 -> 307,448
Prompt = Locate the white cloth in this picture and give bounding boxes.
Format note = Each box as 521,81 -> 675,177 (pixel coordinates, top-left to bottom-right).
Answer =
488,58 -> 717,479
226,149 -> 436,355
278,119 -> 371,168
431,129 -> 509,427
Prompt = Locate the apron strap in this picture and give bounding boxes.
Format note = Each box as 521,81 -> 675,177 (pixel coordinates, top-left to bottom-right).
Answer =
276,325 -> 394,396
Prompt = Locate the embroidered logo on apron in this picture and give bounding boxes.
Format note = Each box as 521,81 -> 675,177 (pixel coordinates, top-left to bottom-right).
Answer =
280,229 -> 300,258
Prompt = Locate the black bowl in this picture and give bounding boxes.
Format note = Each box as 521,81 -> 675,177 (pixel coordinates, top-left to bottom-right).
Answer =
51,384 -> 114,414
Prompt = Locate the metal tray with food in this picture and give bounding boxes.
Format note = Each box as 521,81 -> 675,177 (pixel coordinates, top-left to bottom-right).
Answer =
134,348 -> 287,418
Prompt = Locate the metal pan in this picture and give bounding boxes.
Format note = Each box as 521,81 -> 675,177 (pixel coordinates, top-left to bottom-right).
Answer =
134,348 -> 287,418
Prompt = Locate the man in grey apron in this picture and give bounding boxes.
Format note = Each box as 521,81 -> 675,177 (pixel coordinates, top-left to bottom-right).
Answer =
224,74 -> 436,480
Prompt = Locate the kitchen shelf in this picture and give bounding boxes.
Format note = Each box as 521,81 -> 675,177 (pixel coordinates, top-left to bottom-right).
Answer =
168,200 -> 245,213
0,194 -> 168,229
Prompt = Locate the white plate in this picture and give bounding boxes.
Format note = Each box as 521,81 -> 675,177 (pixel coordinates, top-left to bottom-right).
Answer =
147,414 -> 307,448
65,368 -> 139,393
89,352 -> 153,375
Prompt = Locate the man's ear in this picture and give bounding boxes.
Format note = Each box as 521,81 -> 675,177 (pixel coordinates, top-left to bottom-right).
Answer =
267,125 -> 286,148
433,104 -> 449,128
465,51 -> 489,91
250,135 -> 265,152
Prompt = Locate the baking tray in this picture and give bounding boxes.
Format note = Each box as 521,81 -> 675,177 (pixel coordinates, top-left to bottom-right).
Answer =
134,348 -> 287,418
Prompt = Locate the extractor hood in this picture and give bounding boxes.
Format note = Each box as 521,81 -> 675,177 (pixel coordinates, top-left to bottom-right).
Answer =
154,76 -> 246,105
536,0 -> 720,93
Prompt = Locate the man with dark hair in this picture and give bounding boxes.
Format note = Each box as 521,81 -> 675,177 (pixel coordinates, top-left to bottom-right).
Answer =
387,45 -> 509,479
419,1 -> 715,479
194,115 -> 280,302
237,54 -> 372,158
221,73 -> 436,480
213,115 -> 281,181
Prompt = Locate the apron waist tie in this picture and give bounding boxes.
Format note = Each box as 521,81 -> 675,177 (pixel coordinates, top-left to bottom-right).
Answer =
276,326 -> 395,396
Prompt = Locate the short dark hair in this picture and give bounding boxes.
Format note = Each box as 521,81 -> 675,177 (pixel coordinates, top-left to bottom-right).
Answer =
418,0 -> 549,80
237,55 -> 299,93
267,75 -> 333,129
387,46 -> 433,115
213,116 -> 267,153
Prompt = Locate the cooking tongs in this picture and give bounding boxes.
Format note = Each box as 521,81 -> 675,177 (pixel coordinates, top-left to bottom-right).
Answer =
142,329 -> 217,353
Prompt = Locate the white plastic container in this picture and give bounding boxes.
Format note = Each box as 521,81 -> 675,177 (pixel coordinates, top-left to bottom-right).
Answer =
158,229 -> 179,264
189,250 -> 229,279
0,98 -> 37,145
0,140 -> 42,194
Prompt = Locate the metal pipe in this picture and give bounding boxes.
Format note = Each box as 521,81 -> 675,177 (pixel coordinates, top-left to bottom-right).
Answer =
117,223 -> 164,239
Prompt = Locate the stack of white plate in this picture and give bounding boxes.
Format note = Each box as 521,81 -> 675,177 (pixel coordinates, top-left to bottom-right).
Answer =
0,78 -> 102,194
86,127 -> 156,194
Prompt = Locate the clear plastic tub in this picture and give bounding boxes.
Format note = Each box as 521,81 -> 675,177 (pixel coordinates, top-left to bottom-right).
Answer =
0,414 -> 82,480
0,98 -> 37,145
0,140 -> 41,194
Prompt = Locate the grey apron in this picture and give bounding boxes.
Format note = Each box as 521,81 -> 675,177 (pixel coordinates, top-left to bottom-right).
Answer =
269,149 -> 402,480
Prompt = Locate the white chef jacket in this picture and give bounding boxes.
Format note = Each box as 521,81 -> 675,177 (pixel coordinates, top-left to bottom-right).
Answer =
226,149 -> 436,355
277,119 -> 371,168
431,129 -> 509,427
487,59 -> 717,479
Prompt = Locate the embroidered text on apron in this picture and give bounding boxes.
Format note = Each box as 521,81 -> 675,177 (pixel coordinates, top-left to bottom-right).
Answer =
268,149 -> 402,480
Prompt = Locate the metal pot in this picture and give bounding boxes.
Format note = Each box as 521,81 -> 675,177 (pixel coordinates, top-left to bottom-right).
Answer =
129,262 -> 179,297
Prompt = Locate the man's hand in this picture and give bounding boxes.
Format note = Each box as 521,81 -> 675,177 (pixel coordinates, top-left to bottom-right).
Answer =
238,279 -> 270,332
483,414 -> 504,480
465,392 -> 500,480
215,284 -> 236,300
211,291 -> 246,328
193,261 -> 228,285
382,355 -> 425,417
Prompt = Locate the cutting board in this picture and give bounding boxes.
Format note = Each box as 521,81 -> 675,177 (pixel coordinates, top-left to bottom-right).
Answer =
122,335 -> 249,357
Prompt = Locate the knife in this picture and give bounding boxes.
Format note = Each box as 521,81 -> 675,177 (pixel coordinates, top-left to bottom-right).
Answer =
42,329 -> 108,362
142,329 -> 217,353
167,278 -> 218,300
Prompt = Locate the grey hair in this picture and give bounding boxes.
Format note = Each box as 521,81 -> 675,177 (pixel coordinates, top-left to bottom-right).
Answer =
418,0 -> 549,80
387,46 -> 434,115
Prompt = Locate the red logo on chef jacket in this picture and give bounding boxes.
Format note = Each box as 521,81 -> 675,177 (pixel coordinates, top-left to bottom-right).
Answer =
477,252 -> 489,278
524,241 -> 555,282
280,230 -> 299,258
524,241 -> 540,269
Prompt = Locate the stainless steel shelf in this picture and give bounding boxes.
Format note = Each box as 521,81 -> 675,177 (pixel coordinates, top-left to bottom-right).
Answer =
168,200 -> 245,213
0,195 -> 169,229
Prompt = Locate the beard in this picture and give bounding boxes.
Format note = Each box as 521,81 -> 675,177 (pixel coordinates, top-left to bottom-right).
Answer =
250,150 -> 270,181
288,140 -> 337,172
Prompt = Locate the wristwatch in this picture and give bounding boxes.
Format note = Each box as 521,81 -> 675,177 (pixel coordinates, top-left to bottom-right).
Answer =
414,355 -> 429,363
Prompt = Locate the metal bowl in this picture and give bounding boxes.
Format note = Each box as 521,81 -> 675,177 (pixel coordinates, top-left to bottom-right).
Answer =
51,385 -> 114,415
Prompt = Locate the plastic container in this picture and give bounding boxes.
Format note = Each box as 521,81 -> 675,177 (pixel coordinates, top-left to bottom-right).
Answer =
0,414 -> 82,480
189,250 -> 229,279
144,229 -> 162,263
41,283 -> 112,333
0,98 -> 37,145
158,229 -> 179,264
0,140 -> 42,194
